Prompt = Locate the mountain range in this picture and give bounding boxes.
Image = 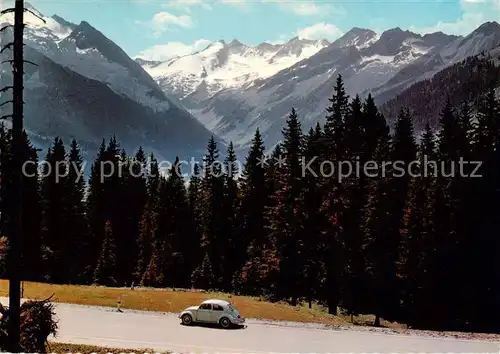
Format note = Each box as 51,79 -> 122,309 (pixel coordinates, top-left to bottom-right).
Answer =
0,3 -> 216,162
137,22 -> 500,152
1,3 -> 500,161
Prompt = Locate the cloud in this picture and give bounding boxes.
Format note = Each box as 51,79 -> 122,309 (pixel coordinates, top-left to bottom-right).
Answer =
296,23 -> 343,40
410,0 -> 500,36
218,0 -> 250,11
162,0 -> 213,12
137,11 -> 194,37
262,0 -> 345,17
135,39 -> 212,61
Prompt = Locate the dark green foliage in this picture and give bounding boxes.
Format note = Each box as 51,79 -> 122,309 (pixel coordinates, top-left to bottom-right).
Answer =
40,137 -> 71,283
270,107 -> 306,305
93,220 -> 117,286
65,139 -> 88,284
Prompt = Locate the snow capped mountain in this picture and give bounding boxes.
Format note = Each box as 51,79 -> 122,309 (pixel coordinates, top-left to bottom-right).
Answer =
143,23 -> 499,152
0,3 -> 216,160
138,37 -> 330,102
330,27 -> 379,49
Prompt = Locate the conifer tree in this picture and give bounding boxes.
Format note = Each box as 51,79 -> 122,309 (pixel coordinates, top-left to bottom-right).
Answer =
301,124 -> 326,308
65,139 -> 88,283
162,157 -> 194,288
220,142 -> 241,291
424,101 -> 460,330
340,95 -> 369,317
93,220 -> 117,286
118,147 -> 148,286
196,136 -> 225,289
238,129 -> 271,294
400,123 -> 436,327
40,137 -> 70,283
187,162 -> 202,280
271,107 -> 305,305
466,88 -> 500,331
363,117 -> 392,326
85,139 -> 108,278
319,74 -> 350,315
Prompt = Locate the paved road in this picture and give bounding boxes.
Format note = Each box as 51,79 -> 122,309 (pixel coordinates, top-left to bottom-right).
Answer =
2,298 -> 499,353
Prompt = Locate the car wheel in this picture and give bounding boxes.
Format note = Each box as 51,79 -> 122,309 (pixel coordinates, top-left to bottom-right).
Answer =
181,314 -> 193,325
219,317 -> 231,329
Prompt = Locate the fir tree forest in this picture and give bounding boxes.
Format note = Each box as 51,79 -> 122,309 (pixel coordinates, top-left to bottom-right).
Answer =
1,74 -> 500,334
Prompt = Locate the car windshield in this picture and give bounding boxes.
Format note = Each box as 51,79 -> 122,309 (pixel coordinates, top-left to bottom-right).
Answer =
228,304 -> 239,315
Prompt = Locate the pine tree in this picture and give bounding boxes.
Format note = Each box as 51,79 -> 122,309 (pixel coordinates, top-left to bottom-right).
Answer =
220,142 -> 241,291
319,74 -> 350,315
93,220 -> 117,286
339,95 -> 370,317
301,124 -> 326,308
196,136 -> 225,289
422,101 -> 461,330
191,253 -> 215,290
388,108 -> 418,321
134,154 -> 160,284
40,137 -> 70,283
162,157 -> 194,288
65,139 -> 88,284
400,123 -> 436,327
271,107 -> 305,305
466,87 -> 500,332
85,139 -> 108,279
238,129 -> 272,295
117,147 -> 148,286
363,117 -> 392,326
187,163 -> 202,283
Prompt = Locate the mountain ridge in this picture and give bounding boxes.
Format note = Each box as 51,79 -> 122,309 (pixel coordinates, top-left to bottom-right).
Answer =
141,21 -> 500,151
0,5 -> 220,162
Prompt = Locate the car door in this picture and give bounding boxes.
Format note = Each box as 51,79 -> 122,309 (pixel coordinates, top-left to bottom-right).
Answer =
211,303 -> 224,322
196,303 -> 212,322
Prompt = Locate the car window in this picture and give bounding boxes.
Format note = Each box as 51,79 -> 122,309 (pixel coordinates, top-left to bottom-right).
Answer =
212,304 -> 223,311
199,303 -> 211,310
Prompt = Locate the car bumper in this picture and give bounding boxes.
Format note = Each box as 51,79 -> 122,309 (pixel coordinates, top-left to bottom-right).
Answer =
233,317 -> 245,324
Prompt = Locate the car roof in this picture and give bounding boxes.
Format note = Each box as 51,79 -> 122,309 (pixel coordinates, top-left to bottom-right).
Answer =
201,299 -> 230,306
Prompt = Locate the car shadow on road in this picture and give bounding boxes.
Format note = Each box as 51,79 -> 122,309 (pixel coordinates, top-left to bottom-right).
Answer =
180,322 -> 247,330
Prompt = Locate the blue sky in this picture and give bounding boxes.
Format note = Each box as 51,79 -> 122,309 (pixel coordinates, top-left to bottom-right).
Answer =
24,0 -> 500,59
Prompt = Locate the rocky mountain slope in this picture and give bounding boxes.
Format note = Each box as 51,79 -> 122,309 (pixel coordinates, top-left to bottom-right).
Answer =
381,46 -> 500,131
0,4 -> 217,162
141,22 -> 500,151
138,37 -> 330,104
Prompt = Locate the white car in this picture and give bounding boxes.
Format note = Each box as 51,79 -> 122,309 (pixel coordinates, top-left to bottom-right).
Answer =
178,299 -> 245,328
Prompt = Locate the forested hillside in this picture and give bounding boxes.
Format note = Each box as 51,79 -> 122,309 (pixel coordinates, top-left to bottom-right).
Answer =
381,52 -> 500,130
1,75 -> 500,334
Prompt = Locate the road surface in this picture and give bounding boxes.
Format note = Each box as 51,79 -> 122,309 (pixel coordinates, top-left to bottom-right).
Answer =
2,298 -> 499,353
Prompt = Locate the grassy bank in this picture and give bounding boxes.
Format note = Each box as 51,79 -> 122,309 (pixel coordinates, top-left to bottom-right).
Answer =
0,279 -> 398,327
47,342 -> 169,353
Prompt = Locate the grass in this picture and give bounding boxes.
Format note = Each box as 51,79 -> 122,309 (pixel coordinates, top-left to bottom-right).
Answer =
47,342 -> 169,353
0,279 -> 399,328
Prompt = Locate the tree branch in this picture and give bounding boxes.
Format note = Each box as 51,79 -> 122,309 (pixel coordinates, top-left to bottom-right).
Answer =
0,86 -> 13,93
0,100 -> 13,108
0,43 -> 14,54
23,60 -> 38,67
24,9 -> 46,23
0,8 -> 14,16
0,25 -> 13,32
